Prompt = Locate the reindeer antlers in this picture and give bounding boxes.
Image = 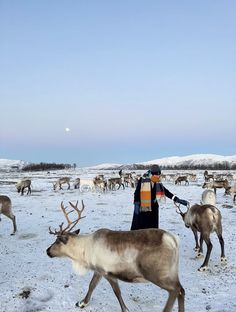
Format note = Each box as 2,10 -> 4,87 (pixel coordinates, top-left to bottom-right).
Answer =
49,200 -> 85,235
175,202 -> 184,215
174,202 -> 190,215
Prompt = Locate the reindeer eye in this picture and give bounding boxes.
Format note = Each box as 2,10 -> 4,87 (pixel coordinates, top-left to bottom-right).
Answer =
55,237 -> 61,244
57,235 -> 68,244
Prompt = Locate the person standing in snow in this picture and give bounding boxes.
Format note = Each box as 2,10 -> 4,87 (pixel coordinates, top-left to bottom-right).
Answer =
130,164 -> 189,230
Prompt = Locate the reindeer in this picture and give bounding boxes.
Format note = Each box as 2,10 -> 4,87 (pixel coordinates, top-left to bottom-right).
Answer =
201,189 -> 216,206
0,195 -> 17,235
203,170 -> 214,182
176,203 -> 226,271
16,179 -> 31,195
107,177 -> 125,190
78,179 -> 95,191
47,201 -> 185,312
93,176 -> 107,192
202,179 -> 229,194
53,177 -> 70,190
225,184 -> 236,202
214,173 -> 234,182
175,176 -> 189,185
73,178 -> 80,189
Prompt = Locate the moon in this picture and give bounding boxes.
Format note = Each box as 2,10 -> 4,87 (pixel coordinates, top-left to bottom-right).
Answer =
65,127 -> 70,132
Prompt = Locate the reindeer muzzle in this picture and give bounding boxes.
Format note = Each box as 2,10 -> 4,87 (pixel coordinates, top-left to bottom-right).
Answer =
46,247 -> 54,258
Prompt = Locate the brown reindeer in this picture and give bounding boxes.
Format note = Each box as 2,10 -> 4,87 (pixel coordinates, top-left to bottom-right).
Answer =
225,184 -> 236,202
203,170 -> 214,182
47,201 -> 185,312
53,177 -> 70,190
175,176 -> 189,185
202,179 -> 229,194
0,195 -> 17,235
176,203 -> 226,271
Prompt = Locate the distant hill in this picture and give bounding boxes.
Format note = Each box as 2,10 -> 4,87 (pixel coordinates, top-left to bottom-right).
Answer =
89,154 -> 236,170
0,160 -> 73,172
0,159 -> 26,171
1,154 -> 236,171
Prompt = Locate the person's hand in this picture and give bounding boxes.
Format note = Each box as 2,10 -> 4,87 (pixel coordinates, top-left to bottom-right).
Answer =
134,202 -> 140,215
174,197 -> 189,207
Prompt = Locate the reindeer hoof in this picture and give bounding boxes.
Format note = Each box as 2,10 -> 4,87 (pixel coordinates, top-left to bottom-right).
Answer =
198,266 -> 208,272
221,257 -> 227,263
76,300 -> 88,308
196,252 -> 204,259
194,247 -> 200,252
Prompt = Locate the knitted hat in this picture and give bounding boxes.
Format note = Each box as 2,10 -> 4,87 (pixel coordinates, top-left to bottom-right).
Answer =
150,164 -> 161,175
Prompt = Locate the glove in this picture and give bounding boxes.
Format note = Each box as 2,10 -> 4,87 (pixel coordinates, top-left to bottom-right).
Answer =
174,197 -> 189,207
134,202 -> 140,215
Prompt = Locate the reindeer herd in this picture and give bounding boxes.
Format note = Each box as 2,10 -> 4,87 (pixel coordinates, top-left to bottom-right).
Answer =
1,169 -> 236,311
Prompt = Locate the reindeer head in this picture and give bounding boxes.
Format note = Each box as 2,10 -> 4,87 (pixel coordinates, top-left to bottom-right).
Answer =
224,186 -> 231,195
46,200 -> 85,258
175,203 -> 190,228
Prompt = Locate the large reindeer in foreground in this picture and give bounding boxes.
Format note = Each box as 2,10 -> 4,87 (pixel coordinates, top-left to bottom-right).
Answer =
176,203 -> 226,271
53,177 -> 70,190
47,201 -> 185,312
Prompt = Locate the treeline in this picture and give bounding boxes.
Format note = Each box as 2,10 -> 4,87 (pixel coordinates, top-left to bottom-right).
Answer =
22,162 -> 75,171
119,162 -> 236,171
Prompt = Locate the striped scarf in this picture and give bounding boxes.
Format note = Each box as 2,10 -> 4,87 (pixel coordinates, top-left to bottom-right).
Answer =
140,177 -> 165,212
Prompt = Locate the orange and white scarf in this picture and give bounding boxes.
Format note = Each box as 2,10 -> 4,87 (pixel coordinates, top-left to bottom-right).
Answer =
140,177 -> 165,212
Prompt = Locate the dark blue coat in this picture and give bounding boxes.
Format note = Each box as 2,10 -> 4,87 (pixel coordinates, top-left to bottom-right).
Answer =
130,178 -> 174,230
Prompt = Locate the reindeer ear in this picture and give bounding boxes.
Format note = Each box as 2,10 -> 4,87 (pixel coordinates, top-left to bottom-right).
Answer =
73,229 -> 80,235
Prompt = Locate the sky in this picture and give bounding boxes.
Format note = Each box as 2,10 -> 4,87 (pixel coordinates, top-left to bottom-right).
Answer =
0,0 -> 236,166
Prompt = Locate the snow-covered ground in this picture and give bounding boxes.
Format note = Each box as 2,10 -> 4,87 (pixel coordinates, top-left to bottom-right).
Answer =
0,168 -> 236,312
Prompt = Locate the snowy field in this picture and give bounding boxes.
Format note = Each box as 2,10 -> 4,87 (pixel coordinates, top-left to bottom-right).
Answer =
0,168 -> 236,312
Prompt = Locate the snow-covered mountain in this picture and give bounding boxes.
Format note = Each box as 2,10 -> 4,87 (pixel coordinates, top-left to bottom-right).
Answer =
1,154 -> 236,171
0,159 -> 26,171
89,163 -> 123,170
141,154 -> 236,167
89,154 -> 236,170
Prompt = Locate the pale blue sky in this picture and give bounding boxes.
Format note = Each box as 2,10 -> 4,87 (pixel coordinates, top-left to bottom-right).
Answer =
0,0 -> 235,166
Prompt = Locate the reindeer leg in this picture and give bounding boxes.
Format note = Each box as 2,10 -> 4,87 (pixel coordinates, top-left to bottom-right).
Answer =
76,272 -> 102,308
198,235 -> 212,271
196,233 -> 204,258
192,228 -> 199,252
162,288 -> 182,312
217,233 -> 227,263
10,214 -> 17,235
104,277 -> 129,312
177,285 -> 185,312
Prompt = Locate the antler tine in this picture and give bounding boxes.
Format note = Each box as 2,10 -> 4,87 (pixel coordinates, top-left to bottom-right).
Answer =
48,222 -> 64,235
49,201 -> 85,235
69,200 -> 85,217
67,200 -> 86,232
174,202 -> 184,215
60,201 -> 70,223
59,201 -> 77,233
